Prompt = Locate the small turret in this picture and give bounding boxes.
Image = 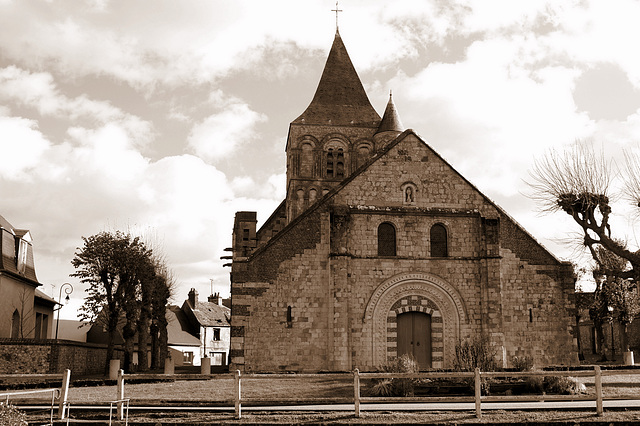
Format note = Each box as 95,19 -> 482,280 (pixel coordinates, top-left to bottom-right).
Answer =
374,92 -> 404,148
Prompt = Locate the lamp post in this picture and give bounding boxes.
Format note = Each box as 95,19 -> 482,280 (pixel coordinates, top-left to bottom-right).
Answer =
54,283 -> 73,340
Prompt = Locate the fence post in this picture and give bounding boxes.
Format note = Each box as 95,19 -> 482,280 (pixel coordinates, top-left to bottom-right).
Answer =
234,370 -> 241,420
474,367 -> 482,418
117,369 -> 125,420
57,369 -> 71,420
595,366 -> 603,416
353,368 -> 360,418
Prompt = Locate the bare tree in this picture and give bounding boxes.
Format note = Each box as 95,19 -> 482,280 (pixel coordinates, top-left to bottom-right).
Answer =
528,143 -> 640,359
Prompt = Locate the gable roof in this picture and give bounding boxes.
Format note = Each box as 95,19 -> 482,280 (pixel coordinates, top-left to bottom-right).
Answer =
292,31 -> 380,127
185,299 -> 230,328
167,306 -> 202,346
254,129 -> 564,267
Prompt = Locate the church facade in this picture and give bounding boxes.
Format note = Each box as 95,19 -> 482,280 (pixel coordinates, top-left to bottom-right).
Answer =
229,31 -> 577,372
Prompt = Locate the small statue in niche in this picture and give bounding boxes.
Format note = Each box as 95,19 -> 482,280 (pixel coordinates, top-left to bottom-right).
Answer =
405,186 -> 414,203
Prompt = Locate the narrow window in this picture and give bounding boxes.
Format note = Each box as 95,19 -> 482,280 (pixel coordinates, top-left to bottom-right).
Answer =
242,229 -> 249,241
213,328 -> 221,341
11,310 -> 20,338
326,148 -> 334,176
286,306 -> 293,327
430,224 -> 448,257
378,222 -> 397,256
336,148 -> 345,178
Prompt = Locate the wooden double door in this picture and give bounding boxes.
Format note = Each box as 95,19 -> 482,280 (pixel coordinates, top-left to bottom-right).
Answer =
397,311 -> 432,369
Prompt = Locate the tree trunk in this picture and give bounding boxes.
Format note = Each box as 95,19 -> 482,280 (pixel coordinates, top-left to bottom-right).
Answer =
594,320 -> 607,361
106,328 -> 117,376
620,321 -> 630,352
575,314 -> 583,360
122,318 -> 137,373
137,315 -> 150,372
150,322 -> 159,370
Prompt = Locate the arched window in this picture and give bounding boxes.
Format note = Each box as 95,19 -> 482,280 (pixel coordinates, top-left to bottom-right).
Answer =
336,148 -> 344,178
378,222 -> 396,256
326,148 -> 334,176
430,224 -> 448,257
11,309 -> 20,338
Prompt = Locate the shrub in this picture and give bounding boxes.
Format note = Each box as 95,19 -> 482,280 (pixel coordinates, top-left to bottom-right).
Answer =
454,336 -> 498,372
524,374 -> 544,393
368,354 -> 419,397
0,403 -> 27,426
544,375 -> 586,395
512,355 -> 534,372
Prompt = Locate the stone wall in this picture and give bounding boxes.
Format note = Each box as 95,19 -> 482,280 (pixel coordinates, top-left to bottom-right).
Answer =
230,132 -> 577,372
0,339 -> 123,375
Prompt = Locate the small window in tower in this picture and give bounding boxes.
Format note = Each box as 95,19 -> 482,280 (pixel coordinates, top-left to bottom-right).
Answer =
378,222 -> 397,256
326,148 -> 334,176
336,149 -> 345,178
242,229 -> 249,241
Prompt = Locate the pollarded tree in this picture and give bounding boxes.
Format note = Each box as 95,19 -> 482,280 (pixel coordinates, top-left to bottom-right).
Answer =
72,231 -> 155,374
528,143 -> 640,358
528,143 -> 640,281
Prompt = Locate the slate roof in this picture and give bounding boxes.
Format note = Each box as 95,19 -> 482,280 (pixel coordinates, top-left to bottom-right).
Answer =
167,306 -> 202,346
188,300 -> 230,328
292,31 -> 380,127
34,289 -> 58,306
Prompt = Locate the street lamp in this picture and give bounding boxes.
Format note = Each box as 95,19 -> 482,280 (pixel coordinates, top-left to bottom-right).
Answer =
54,283 -> 73,340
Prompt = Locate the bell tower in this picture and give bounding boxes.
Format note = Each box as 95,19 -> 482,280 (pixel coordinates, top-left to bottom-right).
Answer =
284,31 -> 381,222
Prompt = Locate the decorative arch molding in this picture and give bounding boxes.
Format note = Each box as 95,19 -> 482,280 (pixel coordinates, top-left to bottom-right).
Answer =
293,135 -> 319,149
364,272 -> 468,368
321,133 -> 350,149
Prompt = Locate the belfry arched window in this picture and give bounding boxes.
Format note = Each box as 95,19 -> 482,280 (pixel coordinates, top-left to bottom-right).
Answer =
378,222 -> 397,256
325,140 -> 347,179
430,224 -> 448,257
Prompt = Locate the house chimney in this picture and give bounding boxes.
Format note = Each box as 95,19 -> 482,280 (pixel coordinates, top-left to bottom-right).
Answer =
208,292 -> 223,306
188,288 -> 198,307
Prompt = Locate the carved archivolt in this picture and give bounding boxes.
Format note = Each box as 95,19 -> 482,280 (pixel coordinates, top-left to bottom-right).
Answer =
364,272 -> 467,369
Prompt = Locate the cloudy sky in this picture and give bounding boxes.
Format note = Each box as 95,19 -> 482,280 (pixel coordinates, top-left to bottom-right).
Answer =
2,0 -> 640,319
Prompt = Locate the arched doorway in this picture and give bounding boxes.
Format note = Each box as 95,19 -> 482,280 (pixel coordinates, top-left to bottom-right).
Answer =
364,272 -> 467,369
397,311 -> 431,368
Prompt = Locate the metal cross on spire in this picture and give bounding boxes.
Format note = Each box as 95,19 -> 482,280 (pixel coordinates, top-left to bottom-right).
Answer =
331,1 -> 343,31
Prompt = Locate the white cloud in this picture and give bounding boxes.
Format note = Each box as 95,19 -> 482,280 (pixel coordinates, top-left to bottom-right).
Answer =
187,101 -> 266,162
0,116 -> 51,180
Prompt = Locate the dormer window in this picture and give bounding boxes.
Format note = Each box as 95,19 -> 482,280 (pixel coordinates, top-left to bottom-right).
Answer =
15,237 -> 28,274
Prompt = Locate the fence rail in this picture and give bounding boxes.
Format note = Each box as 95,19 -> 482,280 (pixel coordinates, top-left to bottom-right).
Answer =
0,370 -> 70,422
110,366 -> 640,420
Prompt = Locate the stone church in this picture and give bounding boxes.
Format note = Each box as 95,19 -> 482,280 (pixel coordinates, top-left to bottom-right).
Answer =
229,30 -> 576,372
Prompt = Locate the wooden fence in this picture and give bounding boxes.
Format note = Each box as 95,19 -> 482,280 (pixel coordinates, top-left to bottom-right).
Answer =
0,370 -> 70,421
114,366 -> 640,420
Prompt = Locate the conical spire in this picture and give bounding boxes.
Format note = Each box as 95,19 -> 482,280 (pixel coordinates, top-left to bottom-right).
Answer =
376,92 -> 404,134
293,32 -> 380,127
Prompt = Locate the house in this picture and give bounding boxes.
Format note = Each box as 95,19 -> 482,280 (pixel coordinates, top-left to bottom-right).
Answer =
86,288 -> 230,369
179,288 -> 231,367
0,214 -> 54,339
229,30 -> 577,372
